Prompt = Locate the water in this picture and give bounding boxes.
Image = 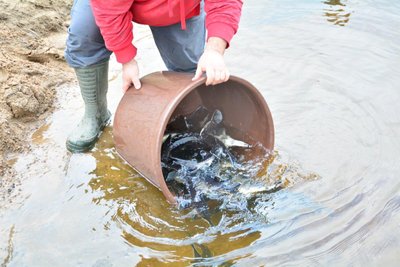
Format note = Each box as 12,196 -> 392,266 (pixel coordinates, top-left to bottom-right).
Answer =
1,0 -> 400,266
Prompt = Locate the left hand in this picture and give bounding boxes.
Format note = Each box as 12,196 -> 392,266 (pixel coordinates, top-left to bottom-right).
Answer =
192,37 -> 230,86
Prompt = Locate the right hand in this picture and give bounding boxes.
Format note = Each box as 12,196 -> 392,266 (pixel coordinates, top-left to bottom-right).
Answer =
122,58 -> 141,92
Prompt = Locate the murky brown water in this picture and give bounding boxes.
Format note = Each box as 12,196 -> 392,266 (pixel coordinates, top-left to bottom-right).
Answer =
2,0 -> 400,266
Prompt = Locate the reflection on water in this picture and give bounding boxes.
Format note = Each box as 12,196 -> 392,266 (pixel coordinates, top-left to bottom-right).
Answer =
88,128 -> 317,265
323,0 -> 351,26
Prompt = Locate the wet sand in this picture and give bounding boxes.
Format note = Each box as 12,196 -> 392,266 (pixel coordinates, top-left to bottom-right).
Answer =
0,0 -> 74,202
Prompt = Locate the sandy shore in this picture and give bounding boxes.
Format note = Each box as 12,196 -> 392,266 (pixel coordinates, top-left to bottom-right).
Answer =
0,0 -> 74,202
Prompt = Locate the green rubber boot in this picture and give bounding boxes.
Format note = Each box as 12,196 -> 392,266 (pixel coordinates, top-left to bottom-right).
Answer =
66,61 -> 111,153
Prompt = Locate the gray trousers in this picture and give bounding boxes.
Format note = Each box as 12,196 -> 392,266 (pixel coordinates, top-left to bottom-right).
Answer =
65,0 -> 205,72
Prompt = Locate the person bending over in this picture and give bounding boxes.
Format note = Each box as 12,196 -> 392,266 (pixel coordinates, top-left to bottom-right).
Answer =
65,0 -> 243,153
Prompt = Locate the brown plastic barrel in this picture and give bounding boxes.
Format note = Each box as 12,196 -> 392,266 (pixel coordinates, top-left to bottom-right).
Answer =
113,71 -> 274,204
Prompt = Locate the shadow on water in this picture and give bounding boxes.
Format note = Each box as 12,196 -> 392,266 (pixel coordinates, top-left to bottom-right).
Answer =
322,0 -> 352,26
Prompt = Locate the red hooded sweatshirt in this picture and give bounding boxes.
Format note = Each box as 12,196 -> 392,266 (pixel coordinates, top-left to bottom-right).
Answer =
90,0 -> 243,63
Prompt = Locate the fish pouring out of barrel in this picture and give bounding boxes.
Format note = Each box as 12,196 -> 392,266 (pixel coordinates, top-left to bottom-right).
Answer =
161,105 -> 281,222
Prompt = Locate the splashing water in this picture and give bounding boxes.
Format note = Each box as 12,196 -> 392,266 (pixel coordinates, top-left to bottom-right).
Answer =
162,106 -> 318,223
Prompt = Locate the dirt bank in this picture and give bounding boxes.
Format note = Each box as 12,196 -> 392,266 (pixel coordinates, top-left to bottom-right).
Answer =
0,0 -> 74,198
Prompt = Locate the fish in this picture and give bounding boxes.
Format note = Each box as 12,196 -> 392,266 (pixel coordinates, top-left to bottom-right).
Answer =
199,109 -> 223,137
238,180 -> 283,197
216,129 -> 251,148
162,105 -> 267,221
186,176 -> 214,226
166,106 -> 210,134
191,243 -> 213,260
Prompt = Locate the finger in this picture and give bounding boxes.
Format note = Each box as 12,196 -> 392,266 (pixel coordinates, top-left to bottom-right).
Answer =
224,69 -> 230,82
213,70 -> 221,85
192,66 -> 203,81
206,67 -> 215,86
219,71 -> 226,84
122,79 -> 131,93
132,78 -> 141,90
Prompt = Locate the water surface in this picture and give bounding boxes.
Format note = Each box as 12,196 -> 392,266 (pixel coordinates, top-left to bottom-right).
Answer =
1,0 -> 400,266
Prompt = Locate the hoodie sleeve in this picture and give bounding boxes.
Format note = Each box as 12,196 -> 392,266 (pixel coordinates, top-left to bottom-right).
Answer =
205,0 -> 243,48
90,0 -> 136,63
